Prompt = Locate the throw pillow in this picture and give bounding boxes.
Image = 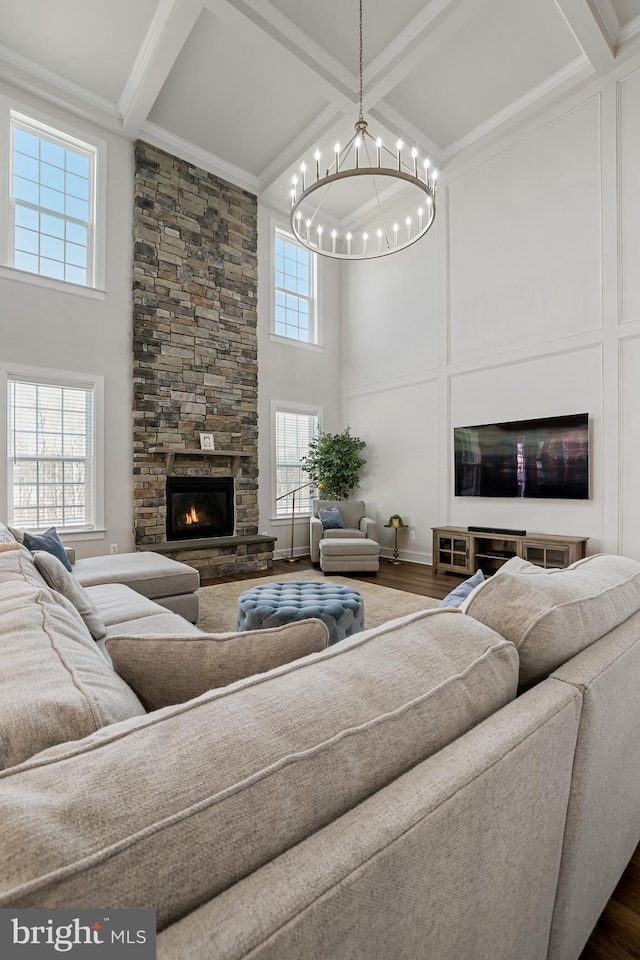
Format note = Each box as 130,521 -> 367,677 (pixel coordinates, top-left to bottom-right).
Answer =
318,506 -> 345,530
22,527 -> 72,571
105,619 -> 330,709
32,550 -> 107,641
440,569 -> 484,608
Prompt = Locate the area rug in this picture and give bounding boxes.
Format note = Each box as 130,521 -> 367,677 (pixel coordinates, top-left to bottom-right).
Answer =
197,569 -> 439,633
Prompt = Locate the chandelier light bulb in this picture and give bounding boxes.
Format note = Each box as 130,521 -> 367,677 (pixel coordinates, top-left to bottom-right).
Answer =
314,149 -> 321,179
300,161 -> 306,189
346,231 -> 352,255
411,146 -> 418,175
432,169 -> 439,180
296,210 -> 302,220
362,231 -> 368,254
331,229 -> 337,238
331,229 -> 337,253
334,142 -> 340,153
292,174 -> 298,185
377,227 -> 383,251
306,218 -> 312,230
317,225 -> 323,234
393,222 -> 399,246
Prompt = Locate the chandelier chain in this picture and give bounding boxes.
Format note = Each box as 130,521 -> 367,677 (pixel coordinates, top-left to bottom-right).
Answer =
358,0 -> 364,121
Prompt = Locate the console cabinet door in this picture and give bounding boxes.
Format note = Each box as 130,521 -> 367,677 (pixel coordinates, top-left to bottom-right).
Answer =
522,542 -> 570,569
435,532 -> 473,575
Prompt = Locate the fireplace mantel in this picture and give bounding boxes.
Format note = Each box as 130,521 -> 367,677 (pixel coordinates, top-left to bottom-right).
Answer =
148,448 -> 252,475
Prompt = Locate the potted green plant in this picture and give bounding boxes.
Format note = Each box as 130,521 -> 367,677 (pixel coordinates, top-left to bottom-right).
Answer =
300,427 -> 366,501
388,514 -> 404,528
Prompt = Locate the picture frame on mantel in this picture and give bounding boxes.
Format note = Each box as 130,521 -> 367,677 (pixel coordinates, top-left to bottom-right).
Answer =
199,433 -> 215,450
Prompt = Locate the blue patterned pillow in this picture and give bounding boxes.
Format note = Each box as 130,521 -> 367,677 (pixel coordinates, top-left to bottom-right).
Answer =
318,507 -> 345,530
23,527 -> 72,572
439,569 -> 484,608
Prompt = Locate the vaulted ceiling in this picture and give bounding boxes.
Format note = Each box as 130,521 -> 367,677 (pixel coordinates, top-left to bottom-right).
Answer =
1,0 -> 639,209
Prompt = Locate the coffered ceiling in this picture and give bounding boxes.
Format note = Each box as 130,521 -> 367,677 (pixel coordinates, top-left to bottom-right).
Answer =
0,0 -> 639,208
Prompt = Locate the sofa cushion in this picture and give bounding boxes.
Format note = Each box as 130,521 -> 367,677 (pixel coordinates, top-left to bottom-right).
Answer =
72,551 -> 199,599
32,551 -> 106,641
0,546 -> 50,589
84,582 -> 168,626
104,611 -> 204,639
0,585 -> 145,768
105,619 -> 330,708
464,553 -> 640,687
0,608 -> 517,925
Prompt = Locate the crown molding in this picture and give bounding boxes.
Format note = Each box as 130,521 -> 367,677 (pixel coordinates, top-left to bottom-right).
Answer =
619,14 -> 640,46
442,54 -> 593,161
553,0 -> 615,72
0,43 -> 121,130
139,120 -> 259,193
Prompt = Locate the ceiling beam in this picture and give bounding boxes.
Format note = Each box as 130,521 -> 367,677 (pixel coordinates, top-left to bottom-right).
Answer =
553,0 -> 616,73
119,0 -> 203,137
363,0 -> 494,109
258,105 -> 347,194
202,0 -> 357,115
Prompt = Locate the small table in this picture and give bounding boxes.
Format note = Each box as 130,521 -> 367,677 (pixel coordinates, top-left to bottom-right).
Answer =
384,523 -> 407,565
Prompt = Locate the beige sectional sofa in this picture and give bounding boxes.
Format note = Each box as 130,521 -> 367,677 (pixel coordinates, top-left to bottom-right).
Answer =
1,528 -> 639,960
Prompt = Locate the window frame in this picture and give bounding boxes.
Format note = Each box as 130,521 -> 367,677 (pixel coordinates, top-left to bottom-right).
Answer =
271,221 -> 320,348
1,362 -> 105,538
0,96 -> 107,300
271,400 -> 322,521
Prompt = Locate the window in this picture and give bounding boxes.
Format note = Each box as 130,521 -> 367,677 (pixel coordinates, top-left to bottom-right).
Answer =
274,229 -> 316,343
7,375 -> 97,530
274,407 -> 319,517
10,111 -> 96,286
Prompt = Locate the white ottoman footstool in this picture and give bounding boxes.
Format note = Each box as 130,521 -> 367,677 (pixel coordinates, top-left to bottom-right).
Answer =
319,537 -> 379,574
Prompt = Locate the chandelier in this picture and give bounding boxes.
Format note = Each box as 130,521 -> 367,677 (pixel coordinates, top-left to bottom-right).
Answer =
289,0 -> 437,261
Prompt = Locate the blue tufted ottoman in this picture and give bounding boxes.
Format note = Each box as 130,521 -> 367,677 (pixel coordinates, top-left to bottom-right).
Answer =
236,581 -> 364,646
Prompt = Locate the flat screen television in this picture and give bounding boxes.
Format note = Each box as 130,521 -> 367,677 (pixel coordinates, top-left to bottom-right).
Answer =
454,413 -> 589,499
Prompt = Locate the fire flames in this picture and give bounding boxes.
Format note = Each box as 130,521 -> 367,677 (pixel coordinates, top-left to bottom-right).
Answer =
184,505 -> 201,525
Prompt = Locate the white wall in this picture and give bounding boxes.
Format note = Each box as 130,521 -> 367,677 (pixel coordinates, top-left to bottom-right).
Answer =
256,204 -> 343,558
344,55 -> 640,564
0,79 -> 134,559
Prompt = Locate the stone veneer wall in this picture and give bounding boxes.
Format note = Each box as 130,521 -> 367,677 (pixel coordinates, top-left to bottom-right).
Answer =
132,141 -> 273,579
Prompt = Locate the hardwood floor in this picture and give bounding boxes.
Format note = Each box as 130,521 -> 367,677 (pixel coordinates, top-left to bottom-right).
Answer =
208,556 -> 640,959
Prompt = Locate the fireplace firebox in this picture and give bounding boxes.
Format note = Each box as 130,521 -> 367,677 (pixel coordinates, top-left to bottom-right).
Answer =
166,476 -> 234,541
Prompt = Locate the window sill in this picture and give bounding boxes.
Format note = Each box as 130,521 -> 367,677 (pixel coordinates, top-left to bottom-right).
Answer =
58,529 -> 106,542
269,333 -> 323,353
270,515 -> 312,524
0,264 -> 106,301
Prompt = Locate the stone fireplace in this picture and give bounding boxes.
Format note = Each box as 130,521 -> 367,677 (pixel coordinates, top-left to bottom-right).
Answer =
131,141 -> 274,579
